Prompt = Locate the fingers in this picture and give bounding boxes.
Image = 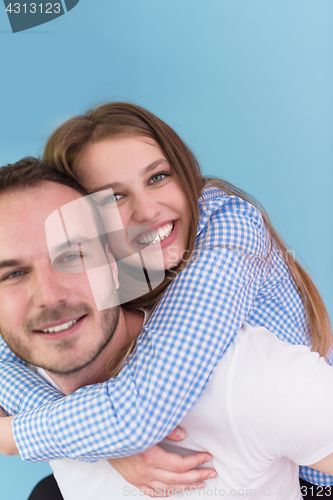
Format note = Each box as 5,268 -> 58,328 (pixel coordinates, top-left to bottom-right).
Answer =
143,445 -> 213,473
147,464 -> 216,486
165,426 -> 186,441
107,445 -> 216,498
138,447 -> 216,486
177,452 -> 213,472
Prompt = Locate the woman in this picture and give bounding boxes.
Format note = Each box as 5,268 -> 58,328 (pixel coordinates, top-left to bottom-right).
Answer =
0,102 -> 332,498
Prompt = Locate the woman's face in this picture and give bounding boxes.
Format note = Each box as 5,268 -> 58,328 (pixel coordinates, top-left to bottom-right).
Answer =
77,136 -> 191,271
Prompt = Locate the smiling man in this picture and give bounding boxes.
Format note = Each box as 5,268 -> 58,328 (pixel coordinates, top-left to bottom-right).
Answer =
0,163 -> 124,382
0,157 -> 213,500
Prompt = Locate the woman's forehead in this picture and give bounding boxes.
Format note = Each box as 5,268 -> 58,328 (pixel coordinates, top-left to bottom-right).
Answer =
76,136 -> 167,188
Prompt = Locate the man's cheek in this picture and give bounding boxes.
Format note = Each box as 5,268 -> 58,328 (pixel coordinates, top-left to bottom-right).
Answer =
86,266 -> 119,311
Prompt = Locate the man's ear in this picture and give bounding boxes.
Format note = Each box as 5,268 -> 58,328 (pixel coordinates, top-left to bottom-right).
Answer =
106,244 -> 119,289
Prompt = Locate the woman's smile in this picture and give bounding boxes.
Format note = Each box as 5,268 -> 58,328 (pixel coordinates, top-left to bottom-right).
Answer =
135,221 -> 174,246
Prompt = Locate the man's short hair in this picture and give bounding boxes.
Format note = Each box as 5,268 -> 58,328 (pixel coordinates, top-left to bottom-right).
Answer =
0,157 -> 109,266
0,157 -> 87,196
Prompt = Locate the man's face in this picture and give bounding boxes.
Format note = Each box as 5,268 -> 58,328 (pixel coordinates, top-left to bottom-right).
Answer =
0,182 -> 119,374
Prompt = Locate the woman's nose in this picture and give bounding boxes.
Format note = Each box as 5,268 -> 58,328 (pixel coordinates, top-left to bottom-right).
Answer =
131,194 -> 162,225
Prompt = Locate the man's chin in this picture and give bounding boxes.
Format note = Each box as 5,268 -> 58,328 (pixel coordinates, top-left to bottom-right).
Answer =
39,361 -> 90,376
41,353 -> 102,376
1,305 -> 120,376
35,307 -> 120,376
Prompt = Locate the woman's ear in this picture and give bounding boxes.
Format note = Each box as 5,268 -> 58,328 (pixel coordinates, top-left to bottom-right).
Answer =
106,244 -> 119,289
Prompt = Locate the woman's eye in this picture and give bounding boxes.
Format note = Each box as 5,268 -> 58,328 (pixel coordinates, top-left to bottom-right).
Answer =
149,172 -> 170,184
100,193 -> 123,206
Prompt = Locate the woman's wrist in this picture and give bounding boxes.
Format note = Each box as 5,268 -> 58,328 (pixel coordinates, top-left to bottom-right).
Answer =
0,414 -> 19,456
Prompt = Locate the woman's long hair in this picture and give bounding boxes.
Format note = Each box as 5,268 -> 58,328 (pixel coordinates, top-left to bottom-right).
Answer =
44,102 -> 332,363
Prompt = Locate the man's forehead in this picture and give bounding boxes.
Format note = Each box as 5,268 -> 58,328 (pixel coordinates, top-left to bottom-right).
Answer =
46,193 -> 100,255
0,182 -> 83,215
0,182 -> 89,253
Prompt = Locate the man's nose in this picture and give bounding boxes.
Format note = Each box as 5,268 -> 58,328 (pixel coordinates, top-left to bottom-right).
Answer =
31,264 -> 70,308
131,194 -> 162,225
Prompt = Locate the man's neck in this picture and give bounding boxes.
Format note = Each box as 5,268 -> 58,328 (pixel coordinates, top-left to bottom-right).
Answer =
45,308 -> 144,395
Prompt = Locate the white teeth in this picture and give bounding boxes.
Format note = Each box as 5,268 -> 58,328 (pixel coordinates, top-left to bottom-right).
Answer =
41,319 -> 78,334
137,222 -> 174,245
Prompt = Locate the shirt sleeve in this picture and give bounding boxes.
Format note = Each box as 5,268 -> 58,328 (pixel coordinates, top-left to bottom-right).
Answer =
12,197 -> 271,462
0,337 -> 63,415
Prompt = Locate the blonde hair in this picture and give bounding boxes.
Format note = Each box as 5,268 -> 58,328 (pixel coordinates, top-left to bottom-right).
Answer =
44,102 -> 332,363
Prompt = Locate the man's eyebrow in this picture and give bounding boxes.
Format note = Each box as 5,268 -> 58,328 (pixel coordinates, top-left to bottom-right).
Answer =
51,236 -> 94,255
0,259 -> 22,270
87,159 -> 169,194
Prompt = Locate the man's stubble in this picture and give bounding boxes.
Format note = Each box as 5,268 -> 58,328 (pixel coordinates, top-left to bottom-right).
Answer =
0,303 -> 120,375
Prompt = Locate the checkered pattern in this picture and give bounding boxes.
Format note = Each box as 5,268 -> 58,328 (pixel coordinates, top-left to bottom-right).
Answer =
1,186 -> 332,485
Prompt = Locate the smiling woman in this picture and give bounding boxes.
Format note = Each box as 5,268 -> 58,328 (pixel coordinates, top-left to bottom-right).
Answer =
44,102 -> 203,309
78,135 -> 191,272
0,103 -> 333,499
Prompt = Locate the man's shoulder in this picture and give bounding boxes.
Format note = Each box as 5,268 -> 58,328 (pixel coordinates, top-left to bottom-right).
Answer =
235,323 -> 317,372
230,323 -> 326,411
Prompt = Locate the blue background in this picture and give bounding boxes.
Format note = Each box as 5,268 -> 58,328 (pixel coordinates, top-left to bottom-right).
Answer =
0,1 -> 332,498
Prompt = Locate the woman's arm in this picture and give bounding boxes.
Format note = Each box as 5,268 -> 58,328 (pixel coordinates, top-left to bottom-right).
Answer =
0,337 -> 63,415
0,415 -> 215,497
0,413 -> 17,456
6,196 -> 277,462
0,346 -> 217,494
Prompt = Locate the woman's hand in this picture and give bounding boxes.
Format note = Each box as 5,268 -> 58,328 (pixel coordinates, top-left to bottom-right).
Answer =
107,427 -> 216,497
0,410 -> 19,456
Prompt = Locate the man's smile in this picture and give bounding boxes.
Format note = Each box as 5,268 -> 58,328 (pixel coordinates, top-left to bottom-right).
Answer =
35,315 -> 87,334
33,315 -> 88,340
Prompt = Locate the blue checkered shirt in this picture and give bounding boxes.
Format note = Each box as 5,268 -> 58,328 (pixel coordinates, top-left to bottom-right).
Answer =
0,186 -> 332,485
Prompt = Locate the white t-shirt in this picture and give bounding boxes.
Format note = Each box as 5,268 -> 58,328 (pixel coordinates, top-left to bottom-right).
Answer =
41,323 -> 333,500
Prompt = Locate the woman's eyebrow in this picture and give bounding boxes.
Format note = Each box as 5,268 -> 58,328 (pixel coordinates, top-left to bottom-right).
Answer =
88,158 -> 169,194
141,158 -> 168,176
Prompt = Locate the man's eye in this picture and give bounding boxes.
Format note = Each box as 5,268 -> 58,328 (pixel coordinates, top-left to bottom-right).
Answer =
57,253 -> 83,266
8,270 -> 23,279
52,251 -> 84,274
2,270 -> 24,281
63,254 -> 81,262
53,252 -> 83,270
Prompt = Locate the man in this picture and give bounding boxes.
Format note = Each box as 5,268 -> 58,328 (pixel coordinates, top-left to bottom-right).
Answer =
2,158 -> 333,500
0,158 -> 213,499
